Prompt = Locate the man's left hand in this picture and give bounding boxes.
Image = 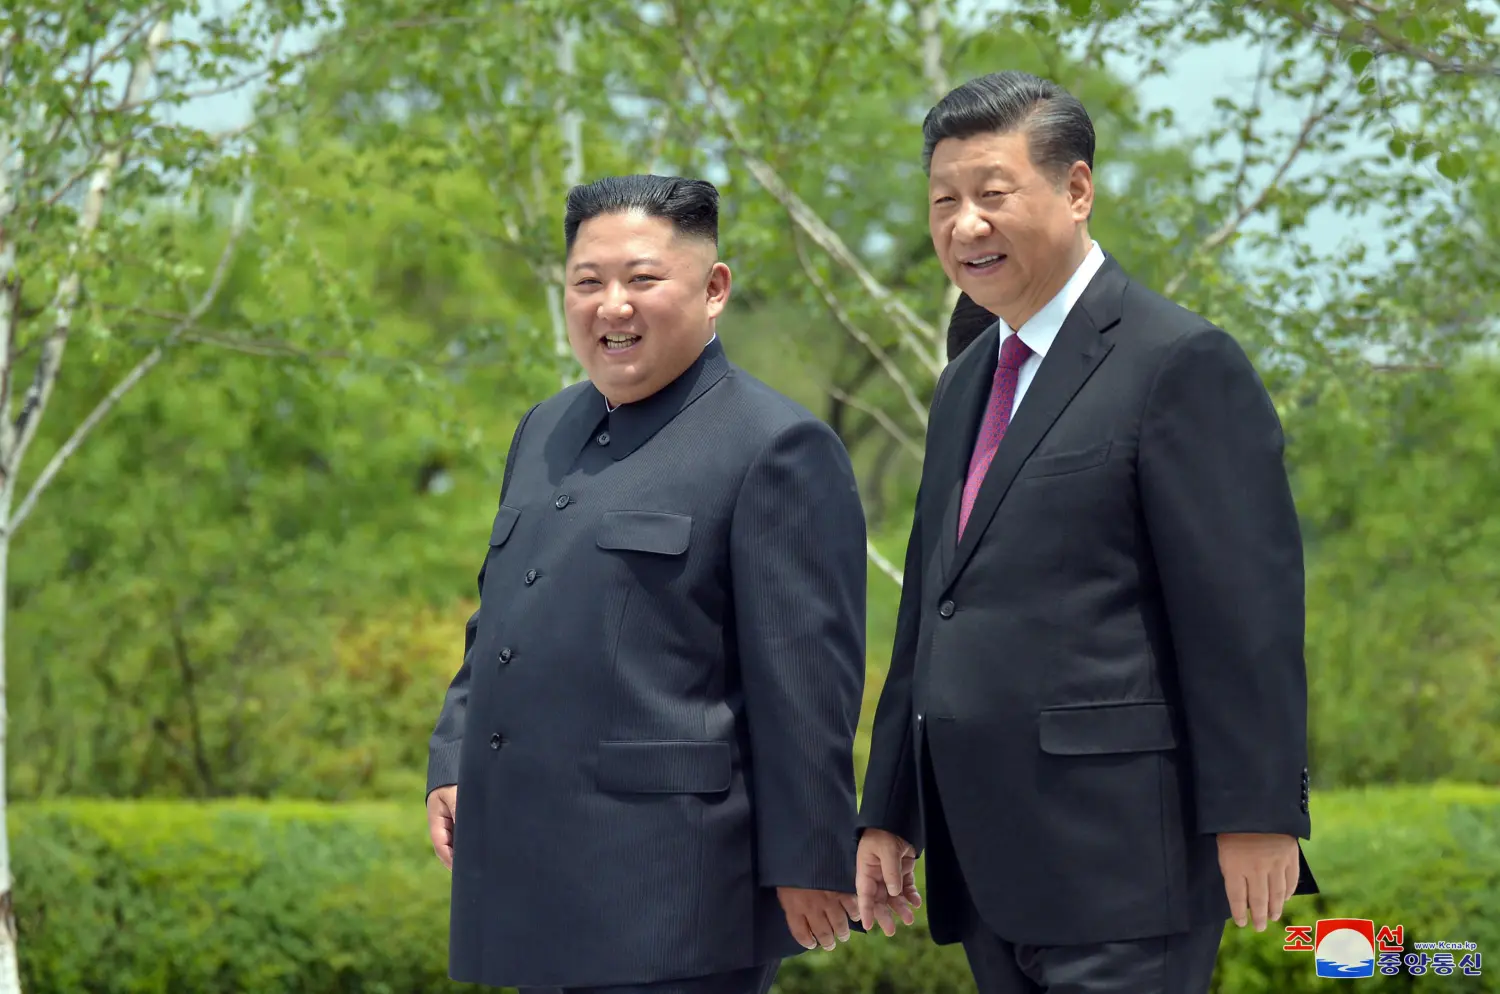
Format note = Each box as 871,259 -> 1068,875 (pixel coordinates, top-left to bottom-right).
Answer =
1217,832 -> 1300,931
775,887 -> 860,951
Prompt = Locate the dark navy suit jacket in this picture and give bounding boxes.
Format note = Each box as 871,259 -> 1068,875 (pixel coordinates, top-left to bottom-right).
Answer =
427,339 -> 867,988
861,256 -> 1318,947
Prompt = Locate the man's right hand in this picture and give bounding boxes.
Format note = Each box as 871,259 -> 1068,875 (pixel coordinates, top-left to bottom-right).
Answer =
855,828 -> 921,936
427,785 -> 458,870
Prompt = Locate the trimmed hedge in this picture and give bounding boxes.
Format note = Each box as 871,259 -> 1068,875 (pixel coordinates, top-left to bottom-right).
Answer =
12,785 -> 1499,993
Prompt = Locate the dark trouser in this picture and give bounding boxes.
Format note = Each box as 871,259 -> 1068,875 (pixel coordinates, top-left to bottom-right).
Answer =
521,963 -> 779,994
960,906 -> 1224,994
922,750 -> 1224,994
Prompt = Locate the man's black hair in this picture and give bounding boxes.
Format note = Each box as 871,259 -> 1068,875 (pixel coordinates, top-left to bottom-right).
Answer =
563,174 -> 719,251
921,70 -> 1095,182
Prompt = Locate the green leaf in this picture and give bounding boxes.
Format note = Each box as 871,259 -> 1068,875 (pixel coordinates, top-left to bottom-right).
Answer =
1436,151 -> 1469,181
1347,48 -> 1374,75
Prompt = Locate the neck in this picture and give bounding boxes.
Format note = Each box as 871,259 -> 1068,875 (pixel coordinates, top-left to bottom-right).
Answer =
995,233 -> 1091,330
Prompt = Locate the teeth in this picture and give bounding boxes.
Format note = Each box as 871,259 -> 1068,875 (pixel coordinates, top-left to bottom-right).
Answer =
603,334 -> 638,343
966,255 -> 1001,265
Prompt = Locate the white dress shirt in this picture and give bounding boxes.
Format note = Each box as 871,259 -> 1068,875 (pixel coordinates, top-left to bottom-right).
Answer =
996,241 -> 1105,417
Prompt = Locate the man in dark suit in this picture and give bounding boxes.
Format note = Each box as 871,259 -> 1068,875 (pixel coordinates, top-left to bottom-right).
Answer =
425,174 -> 867,994
854,72 -> 1318,994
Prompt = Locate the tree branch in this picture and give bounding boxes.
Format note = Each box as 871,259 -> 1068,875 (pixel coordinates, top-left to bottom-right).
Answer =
1250,0 -> 1498,77
1163,56 -> 1338,298
670,18 -> 943,380
8,180 -> 251,536
1228,31 -> 1278,216
867,539 -> 903,586
6,19 -> 171,493
793,232 -> 929,431
826,384 -> 925,463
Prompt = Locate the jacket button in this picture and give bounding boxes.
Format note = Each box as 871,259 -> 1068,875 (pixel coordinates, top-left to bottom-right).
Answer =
498,647 -> 513,664
597,432 -> 611,446
489,733 -> 503,750
524,569 -> 538,585
938,600 -> 955,618
555,495 -> 570,509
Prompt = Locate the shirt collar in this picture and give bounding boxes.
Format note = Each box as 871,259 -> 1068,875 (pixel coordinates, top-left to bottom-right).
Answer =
606,333 -> 717,413
997,241 -> 1105,360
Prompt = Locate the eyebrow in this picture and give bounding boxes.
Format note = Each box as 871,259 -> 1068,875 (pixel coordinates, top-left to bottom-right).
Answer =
931,165 -> 1016,187
570,256 -> 666,273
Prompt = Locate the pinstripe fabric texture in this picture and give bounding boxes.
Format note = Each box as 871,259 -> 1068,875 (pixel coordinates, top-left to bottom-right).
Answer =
426,338 -> 868,989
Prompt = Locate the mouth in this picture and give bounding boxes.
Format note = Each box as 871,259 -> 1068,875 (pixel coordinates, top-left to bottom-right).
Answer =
960,253 -> 1006,275
599,332 -> 643,354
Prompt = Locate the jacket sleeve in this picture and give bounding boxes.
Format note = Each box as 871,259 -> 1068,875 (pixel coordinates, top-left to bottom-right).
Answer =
425,403 -> 537,800
730,418 -> 867,891
856,359 -> 959,851
1138,327 -> 1312,839
854,482 -> 926,850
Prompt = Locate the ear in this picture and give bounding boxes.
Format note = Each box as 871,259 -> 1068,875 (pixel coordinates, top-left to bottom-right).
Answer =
705,261 -> 732,319
1067,160 -> 1094,223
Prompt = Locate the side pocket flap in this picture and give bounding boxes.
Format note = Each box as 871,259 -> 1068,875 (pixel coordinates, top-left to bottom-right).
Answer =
596,740 -> 732,793
1038,701 -> 1177,756
490,504 -> 521,546
597,510 -> 692,556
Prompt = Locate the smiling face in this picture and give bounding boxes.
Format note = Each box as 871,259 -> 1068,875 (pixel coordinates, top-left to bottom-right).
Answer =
927,127 -> 1093,329
563,211 -> 731,406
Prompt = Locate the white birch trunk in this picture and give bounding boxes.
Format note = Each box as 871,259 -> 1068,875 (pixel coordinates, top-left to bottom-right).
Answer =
546,19 -> 584,388
0,116 -> 17,994
0,22 -> 170,991
0,116 -> 28,994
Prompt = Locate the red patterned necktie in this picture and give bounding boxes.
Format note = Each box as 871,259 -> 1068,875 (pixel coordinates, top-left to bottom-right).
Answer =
958,333 -> 1033,539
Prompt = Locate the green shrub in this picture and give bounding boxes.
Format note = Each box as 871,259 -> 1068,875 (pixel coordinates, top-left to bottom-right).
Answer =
12,785 -> 1498,993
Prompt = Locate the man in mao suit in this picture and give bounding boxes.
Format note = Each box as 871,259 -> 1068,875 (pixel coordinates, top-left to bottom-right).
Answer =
854,71 -> 1319,994
425,174 -> 867,994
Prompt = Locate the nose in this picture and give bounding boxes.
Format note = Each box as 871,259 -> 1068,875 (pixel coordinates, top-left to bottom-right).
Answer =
600,281 -> 633,321
953,202 -> 992,244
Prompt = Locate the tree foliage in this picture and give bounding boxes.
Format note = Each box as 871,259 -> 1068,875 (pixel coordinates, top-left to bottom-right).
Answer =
5,0 -> 1499,823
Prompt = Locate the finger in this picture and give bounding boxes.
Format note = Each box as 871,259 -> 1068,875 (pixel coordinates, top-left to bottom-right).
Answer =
428,813 -> 454,867
1284,857 -> 1300,901
808,911 -> 837,951
903,872 -> 922,909
1268,865 -> 1289,923
1225,872 -> 1249,928
824,904 -> 851,944
873,899 -> 898,937
839,894 -> 862,923
786,912 -> 817,951
881,851 -> 904,898
1248,868 -> 1270,932
855,872 -> 879,928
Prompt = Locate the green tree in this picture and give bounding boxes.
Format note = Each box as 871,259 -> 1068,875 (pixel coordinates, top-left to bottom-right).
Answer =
0,1 -> 368,984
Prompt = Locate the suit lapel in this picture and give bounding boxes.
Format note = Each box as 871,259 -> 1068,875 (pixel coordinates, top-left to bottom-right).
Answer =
940,257 -> 1128,592
932,323 -> 1001,582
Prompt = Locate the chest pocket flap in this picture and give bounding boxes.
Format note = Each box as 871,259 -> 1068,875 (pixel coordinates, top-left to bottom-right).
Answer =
597,510 -> 692,556
490,504 -> 521,546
